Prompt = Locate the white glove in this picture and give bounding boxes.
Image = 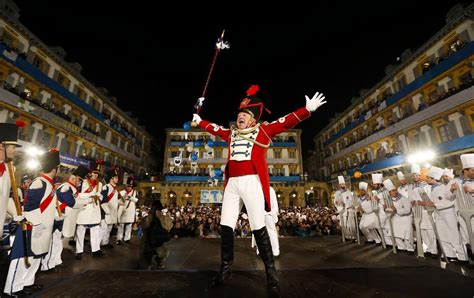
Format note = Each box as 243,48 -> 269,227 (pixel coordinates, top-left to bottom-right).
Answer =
192,113 -> 202,124
305,91 -> 326,112
131,197 -> 139,203
195,97 -> 205,107
14,215 -> 25,222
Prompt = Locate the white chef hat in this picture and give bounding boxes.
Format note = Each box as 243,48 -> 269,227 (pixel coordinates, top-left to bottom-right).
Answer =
442,168 -> 454,179
427,166 -> 444,181
337,176 -> 345,185
359,182 -> 368,190
411,164 -> 421,174
460,154 -> 474,170
383,179 -> 396,191
396,171 -> 405,181
372,173 -> 383,184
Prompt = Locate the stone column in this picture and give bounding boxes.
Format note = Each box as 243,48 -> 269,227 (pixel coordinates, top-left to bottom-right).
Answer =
31,122 -> 44,144
448,112 -> 464,137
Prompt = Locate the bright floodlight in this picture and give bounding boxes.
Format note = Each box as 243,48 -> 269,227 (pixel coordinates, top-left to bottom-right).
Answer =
26,159 -> 39,170
407,150 -> 436,164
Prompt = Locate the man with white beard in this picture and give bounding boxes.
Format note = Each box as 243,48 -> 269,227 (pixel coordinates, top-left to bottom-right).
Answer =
356,182 -> 381,244
383,179 -> 414,253
408,164 -> 436,256
426,166 -> 467,262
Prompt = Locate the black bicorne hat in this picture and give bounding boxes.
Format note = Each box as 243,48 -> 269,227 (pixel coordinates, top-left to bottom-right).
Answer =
238,85 -> 271,122
73,165 -> 89,179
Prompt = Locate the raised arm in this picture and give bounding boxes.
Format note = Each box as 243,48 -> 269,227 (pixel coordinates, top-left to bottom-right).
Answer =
262,91 -> 326,137
193,114 -> 231,142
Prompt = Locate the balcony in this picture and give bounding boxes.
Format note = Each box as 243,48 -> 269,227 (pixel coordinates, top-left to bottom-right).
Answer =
344,133 -> 474,175
169,141 -> 296,148
0,87 -> 140,163
0,42 -> 140,143
326,86 -> 474,163
324,41 -> 474,146
164,175 -> 301,182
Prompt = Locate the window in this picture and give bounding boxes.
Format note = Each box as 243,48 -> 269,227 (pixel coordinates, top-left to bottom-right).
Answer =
289,150 -> 296,159
438,124 -> 453,143
274,150 -> 282,159
56,72 -> 70,90
214,149 -> 222,158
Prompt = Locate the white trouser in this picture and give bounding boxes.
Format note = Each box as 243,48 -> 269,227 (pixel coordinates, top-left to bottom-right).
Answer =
395,237 -> 415,251
100,220 -> 114,245
117,223 -> 132,241
436,211 -> 467,260
251,214 -> 280,256
221,175 -> 266,231
4,257 -> 41,295
41,229 -> 63,271
343,209 -> 356,240
360,225 -> 381,243
76,224 -> 101,253
458,214 -> 474,247
421,229 -> 437,254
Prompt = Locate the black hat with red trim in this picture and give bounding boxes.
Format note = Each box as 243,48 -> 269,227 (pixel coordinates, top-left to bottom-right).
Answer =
90,160 -> 103,173
126,176 -> 136,187
39,148 -> 60,171
0,120 -> 25,147
106,168 -> 118,182
238,85 -> 271,122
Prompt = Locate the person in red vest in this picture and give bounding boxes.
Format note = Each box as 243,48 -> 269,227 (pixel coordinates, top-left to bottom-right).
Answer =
192,85 -> 326,297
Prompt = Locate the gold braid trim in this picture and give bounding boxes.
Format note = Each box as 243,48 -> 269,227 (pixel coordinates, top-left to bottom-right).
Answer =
231,124 -> 271,149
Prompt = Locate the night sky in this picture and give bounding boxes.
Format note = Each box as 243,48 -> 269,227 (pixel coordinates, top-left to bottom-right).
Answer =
13,0 -> 465,158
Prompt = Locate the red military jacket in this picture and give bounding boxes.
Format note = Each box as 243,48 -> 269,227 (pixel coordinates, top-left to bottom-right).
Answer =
199,106 -> 311,211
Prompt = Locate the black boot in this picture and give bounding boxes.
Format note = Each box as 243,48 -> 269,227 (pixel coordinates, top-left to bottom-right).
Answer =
253,227 -> 280,298
212,225 -> 234,287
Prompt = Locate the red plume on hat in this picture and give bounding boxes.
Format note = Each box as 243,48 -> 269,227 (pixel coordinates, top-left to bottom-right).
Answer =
246,85 -> 260,96
15,119 -> 26,128
49,148 -> 58,153
238,84 -> 271,122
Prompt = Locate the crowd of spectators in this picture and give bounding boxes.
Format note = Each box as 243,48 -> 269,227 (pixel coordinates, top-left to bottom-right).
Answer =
135,205 -> 341,239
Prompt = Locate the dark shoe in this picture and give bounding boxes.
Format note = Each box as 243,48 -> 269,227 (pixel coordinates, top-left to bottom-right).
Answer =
3,290 -> 27,297
92,250 -> 105,258
68,239 -> 76,246
466,244 -> 473,260
365,241 -> 375,244
103,244 -> 114,249
124,240 -> 130,244
43,267 -> 59,273
116,240 -> 122,245
24,284 -> 43,292
75,253 -> 83,260
211,225 -> 234,287
253,227 -> 280,298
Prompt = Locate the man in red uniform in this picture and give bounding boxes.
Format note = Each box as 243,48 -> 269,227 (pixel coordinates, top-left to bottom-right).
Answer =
192,85 -> 326,297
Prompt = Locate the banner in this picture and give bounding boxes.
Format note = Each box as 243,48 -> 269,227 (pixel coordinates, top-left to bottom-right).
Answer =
200,189 -> 223,204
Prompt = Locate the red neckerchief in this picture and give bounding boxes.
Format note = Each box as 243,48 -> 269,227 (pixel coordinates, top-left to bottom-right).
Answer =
107,184 -> 117,202
39,173 -> 55,213
0,161 -> 5,177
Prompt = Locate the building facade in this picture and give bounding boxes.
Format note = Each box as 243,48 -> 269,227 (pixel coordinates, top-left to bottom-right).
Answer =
313,4 -> 474,189
139,127 -> 331,207
0,1 -> 154,177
